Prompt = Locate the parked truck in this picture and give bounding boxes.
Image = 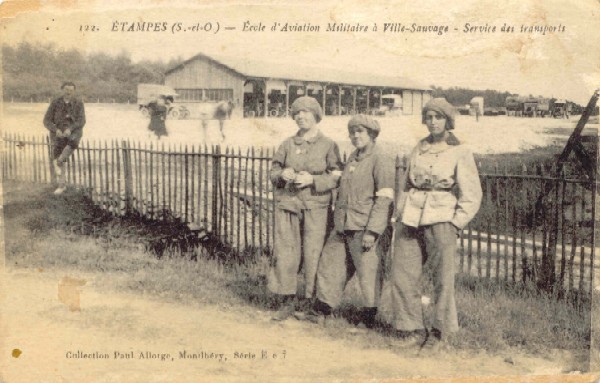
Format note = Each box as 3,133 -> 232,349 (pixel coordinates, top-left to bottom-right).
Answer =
137,83 -> 190,119
551,99 -> 571,118
375,94 -> 403,116
507,95 -> 550,117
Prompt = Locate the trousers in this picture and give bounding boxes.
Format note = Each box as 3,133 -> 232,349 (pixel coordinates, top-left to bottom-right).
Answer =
268,207 -> 329,298
390,222 -> 459,334
316,230 -> 383,308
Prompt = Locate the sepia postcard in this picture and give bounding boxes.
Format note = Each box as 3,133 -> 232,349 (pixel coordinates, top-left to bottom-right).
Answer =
1,0 -> 599,382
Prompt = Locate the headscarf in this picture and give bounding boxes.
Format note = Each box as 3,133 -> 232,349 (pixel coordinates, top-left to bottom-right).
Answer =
290,96 -> 323,123
422,98 -> 456,130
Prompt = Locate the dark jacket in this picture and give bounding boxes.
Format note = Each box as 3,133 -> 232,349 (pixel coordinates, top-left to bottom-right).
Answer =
43,97 -> 86,143
333,143 -> 394,235
147,102 -> 168,137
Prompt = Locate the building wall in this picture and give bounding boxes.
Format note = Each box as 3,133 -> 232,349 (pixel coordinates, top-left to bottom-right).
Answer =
165,57 -> 245,118
164,55 -> 431,118
402,90 -> 414,114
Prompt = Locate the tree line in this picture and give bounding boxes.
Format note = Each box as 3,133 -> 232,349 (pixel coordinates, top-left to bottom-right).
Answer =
3,42 -> 565,109
2,42 -> 182,103
429,86 -> 588,111
430,86 -> 517,108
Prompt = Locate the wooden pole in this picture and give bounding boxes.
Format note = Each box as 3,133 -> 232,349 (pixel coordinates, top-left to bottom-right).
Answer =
321,84 -> 327,116
189,145 -> 194,224
122,140 -> 133,214
237,147 -> 242,251
285,81 -> 290,118
203,144 -> 209,228
223,147 -> 229,241
337,85 -> 342,116
258,147 -> 265,256
212,145 -> 220,235
251,147 -> 257,250
264,80 -> 269,118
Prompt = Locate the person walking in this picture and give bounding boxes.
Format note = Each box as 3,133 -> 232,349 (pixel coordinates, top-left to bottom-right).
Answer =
147,95 -> 168,139
268,96 -> 343,321
43,81 -> 86,195
391,98 -> 482,351
303,115 -> 394,329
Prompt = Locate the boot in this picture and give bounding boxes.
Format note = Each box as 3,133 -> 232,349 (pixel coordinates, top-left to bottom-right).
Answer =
271,295 -> 296,322
297,299 -> 332,326
391,328 -> 428,349
419,327 -> 444,355
361,307 -> 378,329
53,160 -> 66,195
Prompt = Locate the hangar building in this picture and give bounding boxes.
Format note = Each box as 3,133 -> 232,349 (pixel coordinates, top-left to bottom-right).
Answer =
164,52 -> 432,119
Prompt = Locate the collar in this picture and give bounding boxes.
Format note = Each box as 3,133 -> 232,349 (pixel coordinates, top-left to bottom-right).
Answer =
419,132 -> 460,154
293,129 -> 322,145
425,132 -> 460,146
60,97 -> 76,105
351,142 -> 375,162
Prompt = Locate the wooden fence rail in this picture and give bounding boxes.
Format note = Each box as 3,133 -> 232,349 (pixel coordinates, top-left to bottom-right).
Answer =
1,132 -> 596,297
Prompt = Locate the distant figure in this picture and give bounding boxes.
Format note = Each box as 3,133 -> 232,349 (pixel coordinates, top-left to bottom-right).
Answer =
43,81 -> 86,195
475,107 -> 480,122
202,100 -> 234,142
147,95 -> 168,139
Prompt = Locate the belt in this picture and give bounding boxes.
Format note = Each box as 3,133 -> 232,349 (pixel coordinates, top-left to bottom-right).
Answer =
411,185 -> 452,192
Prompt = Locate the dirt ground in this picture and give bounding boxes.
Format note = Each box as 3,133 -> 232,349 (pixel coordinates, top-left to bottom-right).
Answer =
0,264 -> 593,383
2,102 -> 586,156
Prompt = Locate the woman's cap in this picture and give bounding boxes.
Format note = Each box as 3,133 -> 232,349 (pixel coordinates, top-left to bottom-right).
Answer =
347,114 -> 381,137
290,96 -> 323,123
422,97 -> 456,130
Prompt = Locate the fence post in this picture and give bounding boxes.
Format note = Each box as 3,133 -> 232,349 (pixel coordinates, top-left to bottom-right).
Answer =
122,140 -> 133,214
211,145 -> 221,236
46,135 -> 55,184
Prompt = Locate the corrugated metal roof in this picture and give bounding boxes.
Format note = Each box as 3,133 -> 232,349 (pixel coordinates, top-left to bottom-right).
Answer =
165,52 -> 430,91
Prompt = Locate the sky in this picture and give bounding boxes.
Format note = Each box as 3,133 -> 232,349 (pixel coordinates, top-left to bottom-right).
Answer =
1,0 -> 599,104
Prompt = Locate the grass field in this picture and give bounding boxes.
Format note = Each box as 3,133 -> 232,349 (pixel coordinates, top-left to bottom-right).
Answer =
3,181 -> 591,365
3,103 -> 598,379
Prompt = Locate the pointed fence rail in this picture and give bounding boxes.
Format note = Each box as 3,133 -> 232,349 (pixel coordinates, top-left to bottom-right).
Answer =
1,132 -> 597,298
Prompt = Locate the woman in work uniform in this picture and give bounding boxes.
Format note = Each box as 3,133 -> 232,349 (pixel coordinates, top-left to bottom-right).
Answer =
304,115 -> 394,328
268,96 -> 343,321
391,98 -> 482,349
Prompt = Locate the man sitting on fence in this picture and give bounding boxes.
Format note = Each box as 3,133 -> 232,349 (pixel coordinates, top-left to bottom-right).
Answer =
43,81 -> 86,195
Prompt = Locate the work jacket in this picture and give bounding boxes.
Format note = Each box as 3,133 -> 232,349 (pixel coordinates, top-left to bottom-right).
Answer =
333,143 -> 394,236
395,135 -> 482,229
271,130 -> 342,213
43,97 -> 86,143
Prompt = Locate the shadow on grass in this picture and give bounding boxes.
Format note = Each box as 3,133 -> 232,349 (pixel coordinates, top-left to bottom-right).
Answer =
3,181 -> 592,357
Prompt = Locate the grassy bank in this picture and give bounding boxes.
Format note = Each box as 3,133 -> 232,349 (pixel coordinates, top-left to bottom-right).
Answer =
3,181 -> 590,359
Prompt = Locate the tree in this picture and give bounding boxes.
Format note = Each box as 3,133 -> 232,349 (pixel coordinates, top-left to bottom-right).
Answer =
1,42 -> 183,102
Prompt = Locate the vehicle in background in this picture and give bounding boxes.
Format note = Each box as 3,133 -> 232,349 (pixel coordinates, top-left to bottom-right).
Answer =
505,95 -> 525,116
551,99 -> 571,119
483,107 -> 498,116
137,83 -> 190,120
375,94 -> 403,116
522,97 -> 550,117
457,104 -> 471,115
